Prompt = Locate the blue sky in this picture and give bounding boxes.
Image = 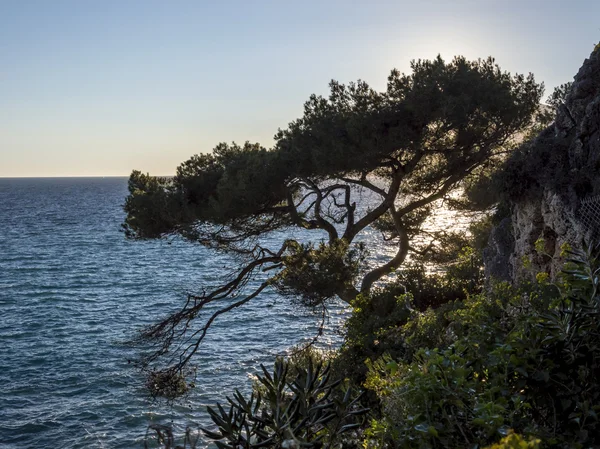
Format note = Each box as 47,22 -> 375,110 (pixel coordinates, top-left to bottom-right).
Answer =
1,0 -> 598,177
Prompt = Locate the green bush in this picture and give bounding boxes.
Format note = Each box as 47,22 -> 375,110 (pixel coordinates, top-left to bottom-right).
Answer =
335,248 -> 484,385
170,240 -> 600,448
483,432 -> 541,449
201,358 -> 368,449
360,245 -> 600,448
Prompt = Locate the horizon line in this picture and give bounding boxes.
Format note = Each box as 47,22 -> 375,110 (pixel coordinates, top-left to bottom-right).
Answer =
0,174 -> 174,179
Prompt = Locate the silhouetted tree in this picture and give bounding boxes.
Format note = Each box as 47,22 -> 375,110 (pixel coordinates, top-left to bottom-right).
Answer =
123,56 -> 543,390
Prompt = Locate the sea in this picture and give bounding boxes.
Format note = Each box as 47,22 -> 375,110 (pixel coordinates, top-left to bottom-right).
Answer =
0,177 -> 357,448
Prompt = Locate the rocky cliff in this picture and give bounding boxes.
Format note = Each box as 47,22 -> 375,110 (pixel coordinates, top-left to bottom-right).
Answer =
485,46 -> 600,282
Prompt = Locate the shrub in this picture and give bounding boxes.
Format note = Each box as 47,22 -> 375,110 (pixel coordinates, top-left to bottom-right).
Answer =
483,432 -> 540,449
336,250 -> 484,385
201,358 -> 369,449
360,244 -> 600,448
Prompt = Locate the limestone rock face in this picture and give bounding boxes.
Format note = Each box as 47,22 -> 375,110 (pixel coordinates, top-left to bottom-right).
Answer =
510,191 -> 586,282
483,217 -> 514,281
484,47 -> 600,283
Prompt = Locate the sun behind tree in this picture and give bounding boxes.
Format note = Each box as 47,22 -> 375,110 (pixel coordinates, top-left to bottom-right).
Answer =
123,55 -> 543,392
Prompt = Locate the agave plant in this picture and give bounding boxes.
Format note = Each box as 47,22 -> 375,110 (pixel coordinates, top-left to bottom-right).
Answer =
202,358 -> 368,449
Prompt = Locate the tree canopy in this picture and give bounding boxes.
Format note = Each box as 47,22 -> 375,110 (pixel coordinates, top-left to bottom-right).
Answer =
123,55 -> 543,386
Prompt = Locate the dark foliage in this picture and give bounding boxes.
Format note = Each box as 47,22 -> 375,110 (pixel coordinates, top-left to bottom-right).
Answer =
274,240 -> 367,308
201,358 -> 368,449
124,56 -> 543,393
492,68 -> 600,205
360,244 -> 600,448
335,247 -> 484,384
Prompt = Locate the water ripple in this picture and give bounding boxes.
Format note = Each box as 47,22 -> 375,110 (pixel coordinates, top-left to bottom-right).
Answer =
0,178 -> 349,448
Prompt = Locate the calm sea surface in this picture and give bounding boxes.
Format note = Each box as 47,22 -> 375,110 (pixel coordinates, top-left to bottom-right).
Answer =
0,178 -> 353,448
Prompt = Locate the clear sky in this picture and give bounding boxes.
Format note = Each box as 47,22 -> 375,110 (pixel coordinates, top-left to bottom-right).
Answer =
1,0 -> 598,177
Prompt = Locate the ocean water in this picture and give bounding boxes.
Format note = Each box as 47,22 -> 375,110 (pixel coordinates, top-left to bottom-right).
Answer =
0,178 -> 351,448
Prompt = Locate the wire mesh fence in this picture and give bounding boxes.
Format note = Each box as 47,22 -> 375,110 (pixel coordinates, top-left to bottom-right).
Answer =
578,194 -> 600,235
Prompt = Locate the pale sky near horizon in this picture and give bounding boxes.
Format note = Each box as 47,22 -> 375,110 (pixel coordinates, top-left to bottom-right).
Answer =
1,0 -> 598,177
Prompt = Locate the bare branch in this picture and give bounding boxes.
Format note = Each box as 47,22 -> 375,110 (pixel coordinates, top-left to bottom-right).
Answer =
305,179 -> 339,242
321,184 -> 355,229
136,252 -> 284,373
339,176 -> 386,197
343,167 -> 405,241
360,205 -> 409,293
179,281 -> 271,368
286,189 -> 313,229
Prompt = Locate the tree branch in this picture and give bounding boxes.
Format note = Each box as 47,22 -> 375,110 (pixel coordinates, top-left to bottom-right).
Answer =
360,206 -> 409,293
343,168 -> 404,242
305,179 -> 339,243
285,182 -> 338,242
136,252 -> 284,374
179,281 -> 271,368
338,176 -> 386,197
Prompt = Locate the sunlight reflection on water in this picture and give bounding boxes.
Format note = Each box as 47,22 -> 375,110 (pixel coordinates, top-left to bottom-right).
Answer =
0,178 -> 472,448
